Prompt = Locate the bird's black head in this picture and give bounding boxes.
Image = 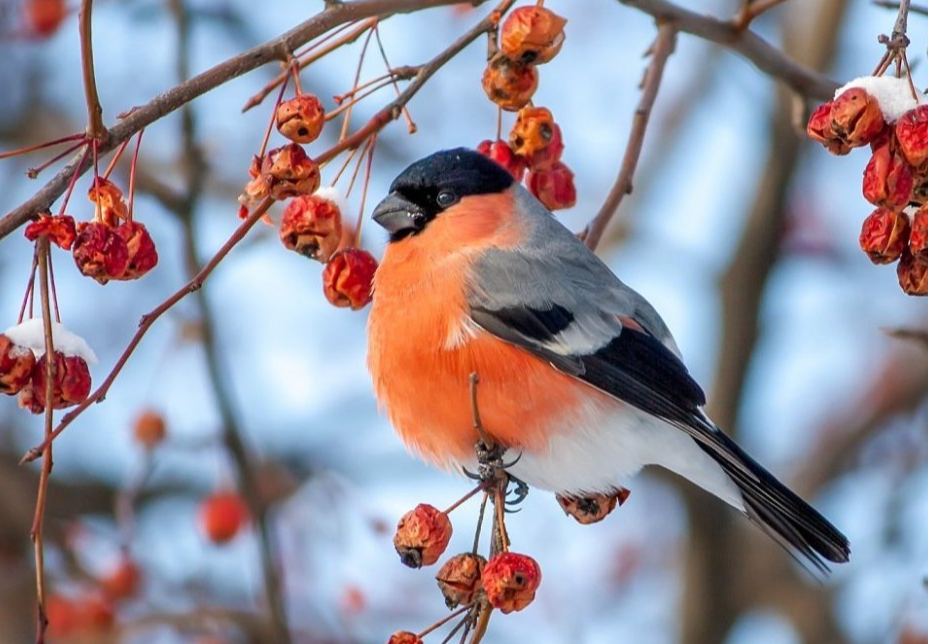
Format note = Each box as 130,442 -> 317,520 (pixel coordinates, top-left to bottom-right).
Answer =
372,148 -> 514,241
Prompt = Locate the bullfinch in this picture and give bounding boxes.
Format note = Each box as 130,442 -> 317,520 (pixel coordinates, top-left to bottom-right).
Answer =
367,148 -> 850,570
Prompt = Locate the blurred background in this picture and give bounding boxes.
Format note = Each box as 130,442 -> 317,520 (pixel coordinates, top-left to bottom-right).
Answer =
1,0 -> 927,643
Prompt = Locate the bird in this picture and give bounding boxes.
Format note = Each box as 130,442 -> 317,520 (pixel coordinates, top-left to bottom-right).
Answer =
367,147 -> 850,571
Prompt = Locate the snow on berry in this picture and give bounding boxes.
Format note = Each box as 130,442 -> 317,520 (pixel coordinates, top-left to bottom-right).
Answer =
4,319 -> 97,363
836,76 -> 924,123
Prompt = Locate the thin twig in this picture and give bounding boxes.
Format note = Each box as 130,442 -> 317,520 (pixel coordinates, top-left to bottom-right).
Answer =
1,0 -> 492,241
584,23 -> 677,251
418,604 -> 473,639
874,0 -> 928,17
732,0 -> 791,31
78,0 -> 105,139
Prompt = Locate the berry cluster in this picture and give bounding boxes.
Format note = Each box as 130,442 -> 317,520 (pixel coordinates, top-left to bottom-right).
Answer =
241,90 -> 378,310
807,76 -> 928,294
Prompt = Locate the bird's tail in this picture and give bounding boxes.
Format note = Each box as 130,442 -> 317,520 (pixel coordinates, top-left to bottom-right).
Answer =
697,427 -> 850,573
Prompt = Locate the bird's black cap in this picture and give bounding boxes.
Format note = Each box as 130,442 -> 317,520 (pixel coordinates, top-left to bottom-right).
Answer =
372,148 -> 514,241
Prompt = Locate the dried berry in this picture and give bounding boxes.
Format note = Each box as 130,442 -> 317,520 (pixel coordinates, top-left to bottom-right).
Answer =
0,334 -> 36,395
24,214 -> 77,250
481,552 -> 541,613
73,221 -> 130,285
100,557 -> 141,601
199,491 -> 248,544
88,178 -> 129,227
806,101 -> 851,155
556,488 -> 629,525
19,351 -> 92,413
527,161 -> 576,211
263,143 -> 321,200
482,52 -> 538,112
499,6 -> 567,65
476,139 -> 528,180
276,94 -> 325,144
898,250 -> 928,295
896,105 -> 928,168
322,248 -> 378,310
280,193 -> 343,261
111,221 -> 158,280
862,144 -> 914,209
436,553 -> 485,608
859,208 -> 910,264
509,106 -> 563,169
386,631 -> 424,644
393,503 -> 452,568
133,409 -> 166,449
830,88 -> 885,148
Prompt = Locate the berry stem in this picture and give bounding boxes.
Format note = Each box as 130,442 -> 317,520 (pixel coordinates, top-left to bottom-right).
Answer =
102,138 -> 131,180
418,604 -> 473,639
289,59 -> 304,95
127,129 -> 145,222
258,75 -> 291,159
17,251 -> 39,324
353,134 -> 377,247
0,133 -> 85,161
443,483 -> 485,515
56,145 -> 92,218
339,23 -> 379,143
374,26 -> 417,133
27,141 -> 87,180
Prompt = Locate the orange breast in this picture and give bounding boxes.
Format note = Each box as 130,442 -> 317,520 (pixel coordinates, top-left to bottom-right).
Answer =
367,192 -> 594,467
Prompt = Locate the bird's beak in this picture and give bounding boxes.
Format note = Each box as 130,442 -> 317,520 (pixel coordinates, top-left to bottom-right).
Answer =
372,192 -> 425,236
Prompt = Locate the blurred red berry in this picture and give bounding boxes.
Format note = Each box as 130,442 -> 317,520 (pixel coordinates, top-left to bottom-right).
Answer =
100,557 -> 142,601
386,631 -> 424,644
18,351 -> 91,414
499,6 -> 567,65
896,105 -> 928,168
322,248 -> 378,310
476,139 -> 527,180
830,88 -> 885,147
0,335 -> 36,395
862,143 -> 914,209
527,161 -> 576,211
133,409 -> 166,449
393,503 -> 452,568
482,52 -> 538,112
481,552 -> 542,613
24,0 -> 66,37
898,250 -> 928,295
73,221 -> 130,285
114,221 -> 158,280
859,208 -> 910,264
46,593 -> 114,640
24,214 -> 77,250
280,194 -> 343,262
436,552 -> 485,608
199,491 -> 248,544
276,94 -> 325,144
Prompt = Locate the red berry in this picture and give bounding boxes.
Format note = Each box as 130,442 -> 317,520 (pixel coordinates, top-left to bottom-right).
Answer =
476,139 -> 527,180
499,6 -> 567,65
23,0 -> 66,37
199,491 -> 249,544
72,221 -> 130,285
896,105 -> 928,168
806,101 -> 851,155
18,351 -> 91,414
386,631 -> 424,644
830,88 -> 885,147
509,107 -> 564,170
482,52 -> 538,112
392,504 -> 453,568
87,178 -> 129,227
859,208 -> 910,264
0,334 -> 36,395
898,250 -> 928,295
481,552 -> 542,613
100,557 -> 142,601
862,143 -> 914,209
114,221 -> 158,280
527,161 -> 576,211
322,248 -> 378,310
279,193 -> 343,262
24,214 -> 77,250
276,95 -> 325,144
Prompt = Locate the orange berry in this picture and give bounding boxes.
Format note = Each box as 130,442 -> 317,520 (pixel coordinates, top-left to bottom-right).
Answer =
393,504 -> 452,568
199,491 -> 248,544
435,552 -> 485,608
276,95 -> 325,144
279,193 -> 343,262
499,6 -> 567,65
482,52 -> 538,112
481,552 -> 541,613
133,409 -> 167,449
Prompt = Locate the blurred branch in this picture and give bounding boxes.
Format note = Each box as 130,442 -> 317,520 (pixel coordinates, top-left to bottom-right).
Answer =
616,0 -> 839,99
0,0 -> 486,241
584,24 -> 677,251
733,0 -> 790,31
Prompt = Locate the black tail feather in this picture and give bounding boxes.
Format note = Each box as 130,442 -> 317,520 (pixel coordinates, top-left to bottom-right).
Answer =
697,429 -> 850,572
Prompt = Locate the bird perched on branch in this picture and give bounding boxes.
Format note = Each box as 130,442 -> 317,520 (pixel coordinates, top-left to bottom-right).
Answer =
367,148 -> 850,571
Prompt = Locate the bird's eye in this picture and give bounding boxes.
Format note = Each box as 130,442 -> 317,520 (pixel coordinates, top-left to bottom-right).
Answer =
436,190 -> 457,207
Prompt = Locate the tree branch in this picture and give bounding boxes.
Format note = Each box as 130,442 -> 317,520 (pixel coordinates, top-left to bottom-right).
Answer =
0,0 -> 483,241
616,0 -> 838,100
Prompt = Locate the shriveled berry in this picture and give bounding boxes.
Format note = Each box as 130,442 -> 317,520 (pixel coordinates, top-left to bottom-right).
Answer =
73,221 -> 130,285
556,488 -> 629,525
806,101 -> 851,155
199,491 -> 248,544
859,208 -> 910,264
88,178 -> 129,227
481,552 -> 541,613
527,161 -> 576,211
113,221 -> 158,280
18,351 -> 92,413
898,250 -> 928,295
322,248 -> 378,310
263,143 -> 321,200
482,52 -> 538,112
476,139 -> 527,180
24,214 -> 77,250
830,88 -> 885,148
862,143 -> 914,209
0,335 -> 36,395
386,631 -> 424,644
499,6 -> 567,65
133,409 -> 166,449
436,553 -> 485,608
280,193 -> 343,262
393,503 -> 452,568
896,105 -> 928,168
276,94 -> 325,144
509,106 -> 563,167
